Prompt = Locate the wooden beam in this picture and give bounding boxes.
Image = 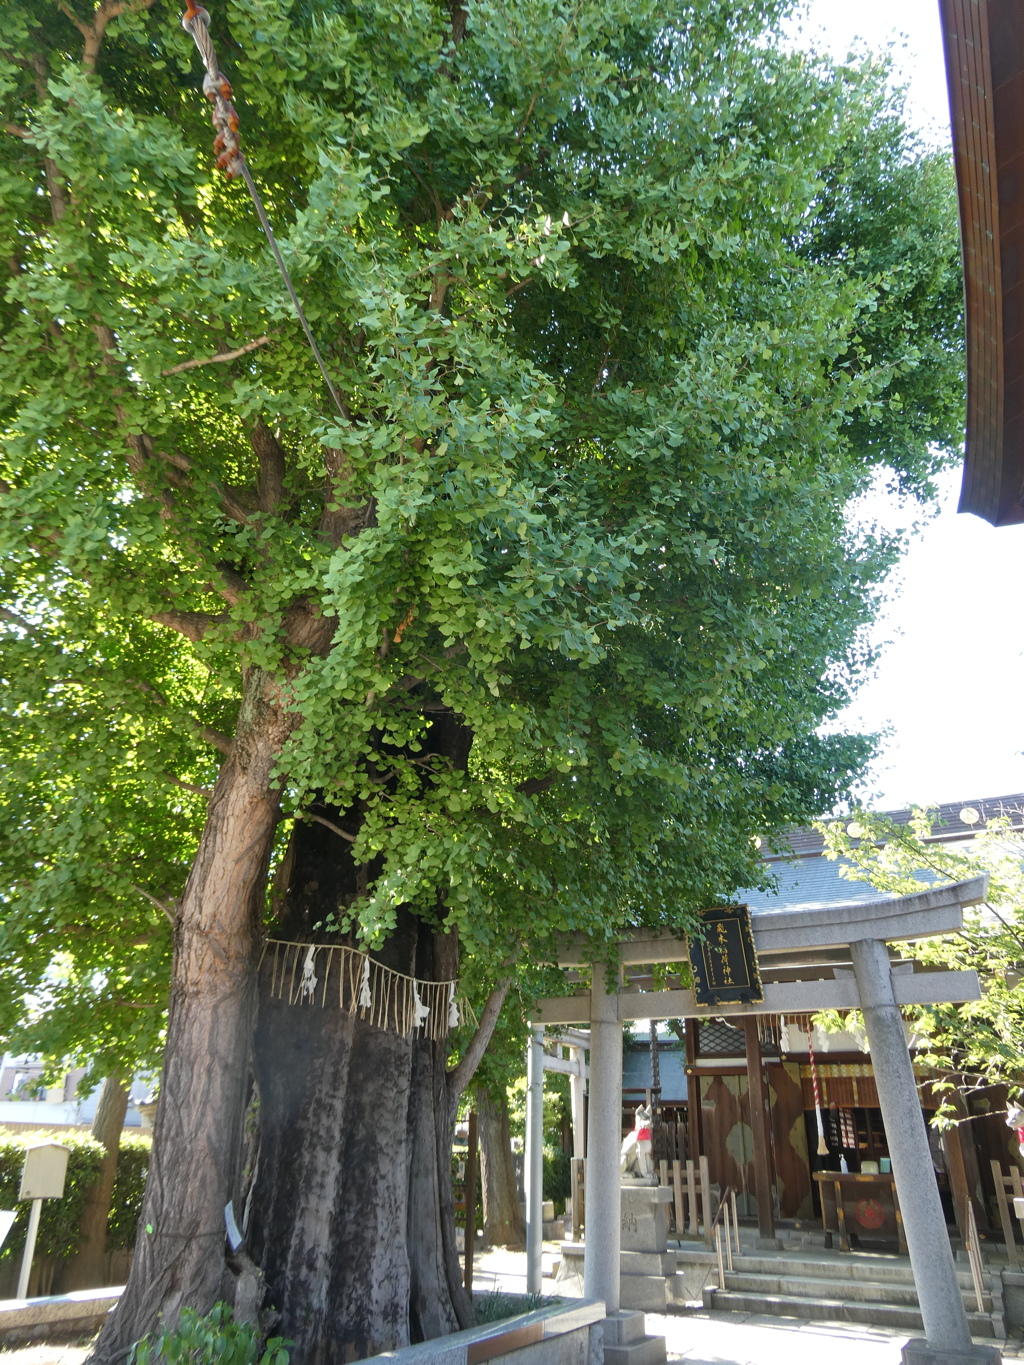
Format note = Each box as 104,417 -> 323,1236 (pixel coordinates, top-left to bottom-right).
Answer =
684,1018 -> 703,1166
742,1018 -> 776,1242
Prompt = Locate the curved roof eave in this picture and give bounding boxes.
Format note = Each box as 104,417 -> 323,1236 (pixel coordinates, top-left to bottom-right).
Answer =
940,0 -> 1024,526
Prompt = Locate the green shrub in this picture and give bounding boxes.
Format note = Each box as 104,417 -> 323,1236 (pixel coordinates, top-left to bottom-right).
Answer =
130,1304 -> 289,1365
0,1127 -> 151,1263
0,1129 -> 102,1263
542,1148 -> 570,1210
472,1291 -> 550,1325
107,1133 -> 150,1252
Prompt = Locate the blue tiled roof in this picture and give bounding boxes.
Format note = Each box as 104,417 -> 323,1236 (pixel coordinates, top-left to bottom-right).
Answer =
738,856 -> 934,917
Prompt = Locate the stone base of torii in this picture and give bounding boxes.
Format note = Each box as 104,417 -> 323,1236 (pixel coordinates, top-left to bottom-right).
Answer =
526,877 -> 1001,1365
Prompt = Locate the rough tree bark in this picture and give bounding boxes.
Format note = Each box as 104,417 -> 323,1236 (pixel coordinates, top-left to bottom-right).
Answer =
64,1073 -> 130,1291
477,1089 -> 525,1249
92,669 -> 293,1365
250,888 -> 471,1361
247,712 -> 507,1362
91,686 -> 507,1364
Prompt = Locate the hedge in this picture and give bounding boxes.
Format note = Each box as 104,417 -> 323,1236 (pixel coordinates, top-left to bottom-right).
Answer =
107,1134 -> 151,1252
0,1128 -> 150,1264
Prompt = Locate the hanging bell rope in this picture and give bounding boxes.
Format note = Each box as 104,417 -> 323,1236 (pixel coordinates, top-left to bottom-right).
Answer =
179,0 -> 348,420
804,1019 -> 830,1157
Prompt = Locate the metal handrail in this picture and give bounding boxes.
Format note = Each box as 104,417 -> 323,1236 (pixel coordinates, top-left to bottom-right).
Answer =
709,1185 -> 734,1234
711,1186 -> 735,1288
964,1198 -> 987,1314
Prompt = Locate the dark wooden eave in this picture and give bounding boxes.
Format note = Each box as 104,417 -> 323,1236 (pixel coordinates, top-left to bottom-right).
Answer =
940,0 -> 1024,526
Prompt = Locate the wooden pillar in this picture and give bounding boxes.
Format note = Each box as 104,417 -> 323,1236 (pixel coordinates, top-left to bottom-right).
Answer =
952,1087 -> 990,1232
684,1018 -> 703,1163
742,1017 -> 777,1243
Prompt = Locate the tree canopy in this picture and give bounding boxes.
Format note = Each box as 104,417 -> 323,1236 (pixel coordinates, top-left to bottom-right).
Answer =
1,0 -> 964,983
0,0 -> 970,1347
819,807 -> 1024,1115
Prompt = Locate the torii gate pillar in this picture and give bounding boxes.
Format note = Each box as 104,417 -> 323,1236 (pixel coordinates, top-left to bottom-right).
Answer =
851,937 -> 999,1364
582,960 -> 622,1311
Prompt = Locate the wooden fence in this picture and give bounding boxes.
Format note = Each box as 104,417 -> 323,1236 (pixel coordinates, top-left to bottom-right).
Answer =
569,1154 -> 716,1245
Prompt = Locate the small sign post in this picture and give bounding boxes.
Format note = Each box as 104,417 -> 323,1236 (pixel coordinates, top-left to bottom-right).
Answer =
16,1143 -> 70,1299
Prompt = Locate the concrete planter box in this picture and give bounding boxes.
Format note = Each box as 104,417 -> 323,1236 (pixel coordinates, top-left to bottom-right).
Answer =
0,1285 -> 123,1344
365,1299 -> 605,1365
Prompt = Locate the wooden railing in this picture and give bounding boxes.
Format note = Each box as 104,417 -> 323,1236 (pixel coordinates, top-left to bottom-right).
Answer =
569,1153 -> 717,1245
990,1160 -> 1024,1268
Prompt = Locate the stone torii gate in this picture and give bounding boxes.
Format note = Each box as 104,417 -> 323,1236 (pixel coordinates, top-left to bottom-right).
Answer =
528,876 -> 1000,1365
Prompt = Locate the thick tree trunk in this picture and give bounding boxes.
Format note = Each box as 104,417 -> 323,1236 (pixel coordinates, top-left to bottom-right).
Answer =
64,1073 -> 130,1290
477,1089 -> 525,1249
250,898 -> 471,1361
248,711 -> 481,1362
92,670 -> 292,1365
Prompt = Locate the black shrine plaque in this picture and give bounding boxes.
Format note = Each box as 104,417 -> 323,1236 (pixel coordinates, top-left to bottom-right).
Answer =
688,904 -> 763,1006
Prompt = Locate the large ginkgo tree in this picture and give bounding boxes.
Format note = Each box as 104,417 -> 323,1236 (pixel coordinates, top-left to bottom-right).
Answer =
0,0 -> 964,1358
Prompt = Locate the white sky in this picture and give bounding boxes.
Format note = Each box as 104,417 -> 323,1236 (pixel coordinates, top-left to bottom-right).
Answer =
788,2 -> 1024,810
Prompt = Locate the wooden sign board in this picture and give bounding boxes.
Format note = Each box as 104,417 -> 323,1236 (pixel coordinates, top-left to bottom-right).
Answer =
18,1143 -> 70,1201
688,905 -> 763,1006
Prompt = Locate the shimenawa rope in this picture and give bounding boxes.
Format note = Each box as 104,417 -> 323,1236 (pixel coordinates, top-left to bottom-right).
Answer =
261,939 -> 471,1042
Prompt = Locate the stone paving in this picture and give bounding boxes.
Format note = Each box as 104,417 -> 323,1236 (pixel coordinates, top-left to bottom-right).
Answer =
471,1244 -> 1024,1364
0,1248 -> 1021,1365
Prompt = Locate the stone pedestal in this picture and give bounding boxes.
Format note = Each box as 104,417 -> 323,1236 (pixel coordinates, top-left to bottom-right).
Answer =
901,1341 -> 1002,1365
852,937 -> 989,1357
620,1185 -> 671,1251
619,1185 -> 684,1311
602,1310 -> 666,1365
557,1185 -> 686,1311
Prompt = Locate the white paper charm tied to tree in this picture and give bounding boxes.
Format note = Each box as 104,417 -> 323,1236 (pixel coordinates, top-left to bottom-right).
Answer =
261,939 -> 472,1041
299,945 -> 318,1000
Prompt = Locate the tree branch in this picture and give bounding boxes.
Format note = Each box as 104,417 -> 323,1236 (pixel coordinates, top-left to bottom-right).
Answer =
130,882 -> 177,925
161,336 -> 273,376
0,606 -> 39,634
192,722 -> 234,757
319,447 -> 375,548
212,565 -> 250,607
150,609 -> 229,642
447,977 -> 511,1104
163,773 -> 212,798
130,678 -> 234,756
303,811 -> 357,842
58,0 -> 160,73
251,420 -> 286,512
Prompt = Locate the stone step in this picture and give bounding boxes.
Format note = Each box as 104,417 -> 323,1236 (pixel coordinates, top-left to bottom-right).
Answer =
621,1251 -> 677,1277
702,1287 -> 1000,1338
619,1273 -> 685,1312
603,1335 -> 667,1365
719,1270 -> 992,1312
678,1248 -> 981,1290
601,1310 -> 667,1365
602,1311 -> 648,1347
